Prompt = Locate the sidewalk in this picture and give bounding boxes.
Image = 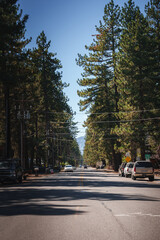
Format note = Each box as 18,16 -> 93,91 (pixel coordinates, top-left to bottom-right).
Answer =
23,173 -> 52,181
96,167 -> 160,180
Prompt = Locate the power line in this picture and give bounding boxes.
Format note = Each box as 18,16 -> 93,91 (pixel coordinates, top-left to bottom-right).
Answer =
51,116 -> 160,124
50,111 -> 160,124
48,137 -> 74,142
75,108 -> 160,115
36,108 -> 160,115
90,117 -> 160,124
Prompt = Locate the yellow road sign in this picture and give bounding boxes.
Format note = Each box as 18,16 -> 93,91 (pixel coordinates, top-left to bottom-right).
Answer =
125,156 -> 131,162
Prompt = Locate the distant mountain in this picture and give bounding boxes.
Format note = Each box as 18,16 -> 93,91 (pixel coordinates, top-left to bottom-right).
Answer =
76,136 -> 85,154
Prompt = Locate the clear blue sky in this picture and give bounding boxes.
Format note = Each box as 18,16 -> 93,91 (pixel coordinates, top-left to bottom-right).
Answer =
18,0 -> 149,137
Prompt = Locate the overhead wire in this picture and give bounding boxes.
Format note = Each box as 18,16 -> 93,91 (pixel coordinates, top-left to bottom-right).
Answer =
39,108 -> 160,115
74,108 -> 160,115
51,116 -> 160,124
90,117 -> 160,124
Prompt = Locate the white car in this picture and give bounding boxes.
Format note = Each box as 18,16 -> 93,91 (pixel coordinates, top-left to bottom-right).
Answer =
124,162 -> 134,177
131,161 -> 154,181
64,165 -> 73,172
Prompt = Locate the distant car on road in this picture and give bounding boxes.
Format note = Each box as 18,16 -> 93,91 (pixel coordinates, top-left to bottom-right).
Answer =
84,165 -> 87,169
131,161 -> 154,181
118,162 -> 127,177
124,162 -> 134,178
64,165 -> 73,172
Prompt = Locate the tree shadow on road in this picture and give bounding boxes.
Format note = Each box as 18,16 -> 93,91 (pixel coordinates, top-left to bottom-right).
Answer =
0,172 -> 160,216
0,201 -> 87,216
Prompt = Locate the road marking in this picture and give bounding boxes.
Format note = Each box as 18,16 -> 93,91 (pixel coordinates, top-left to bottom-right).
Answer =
78,173 -> 84,187
115,212 -> 160,217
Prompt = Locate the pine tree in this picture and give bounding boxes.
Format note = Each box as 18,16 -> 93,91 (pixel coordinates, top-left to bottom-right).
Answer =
76,0 -> 122,170
145,0 -> 160,147
0,0 -> 30,158
27,31 -> 77,167
116,0 -> 160,160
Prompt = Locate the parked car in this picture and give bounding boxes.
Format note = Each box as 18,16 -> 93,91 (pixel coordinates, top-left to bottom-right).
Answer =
84,165 -> 87,169
0,159 -> 23,183
64,165 -> 73,172
33,166 -> 39,176
124,162 -> 134,178
50,168 -> 54,174
118,162 -> 127,177
131,161 -> 154,181
96,165 -> 105,169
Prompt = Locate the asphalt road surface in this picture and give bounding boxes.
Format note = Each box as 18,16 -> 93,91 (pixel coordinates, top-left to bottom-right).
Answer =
0,168 -> 160,240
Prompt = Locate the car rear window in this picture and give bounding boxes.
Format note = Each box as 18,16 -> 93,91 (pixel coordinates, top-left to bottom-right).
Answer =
135,162 -> 153,168
122,163 -> 126,167
128,163 -> 133,168
0,161 -> 12,168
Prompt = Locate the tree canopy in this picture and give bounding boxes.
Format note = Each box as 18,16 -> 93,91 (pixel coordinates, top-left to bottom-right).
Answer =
76,0 -> 160,170
0,0 -> 81,169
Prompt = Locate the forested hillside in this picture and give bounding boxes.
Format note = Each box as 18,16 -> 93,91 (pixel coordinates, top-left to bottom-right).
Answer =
0,0 -> 81,169
76,0 -> 160,170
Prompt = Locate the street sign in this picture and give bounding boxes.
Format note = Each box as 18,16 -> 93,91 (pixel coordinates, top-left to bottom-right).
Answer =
125,156 -> 131,162
145,154 -> 150,160
125,151 -> 131,162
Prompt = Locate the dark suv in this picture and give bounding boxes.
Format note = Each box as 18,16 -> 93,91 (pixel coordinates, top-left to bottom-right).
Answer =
0,159 -> 23,183
118,162 -> 127,177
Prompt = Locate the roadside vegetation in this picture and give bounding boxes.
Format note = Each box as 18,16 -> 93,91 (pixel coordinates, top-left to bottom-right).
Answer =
0,0 -> 81,169
76,0 -> 160,170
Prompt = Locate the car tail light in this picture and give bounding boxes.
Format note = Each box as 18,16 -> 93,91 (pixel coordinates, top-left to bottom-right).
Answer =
134,167 -> 136,172
127,167 -> 129,172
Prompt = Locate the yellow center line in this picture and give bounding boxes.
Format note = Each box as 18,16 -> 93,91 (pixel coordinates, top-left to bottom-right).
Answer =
78,171 -> 84,187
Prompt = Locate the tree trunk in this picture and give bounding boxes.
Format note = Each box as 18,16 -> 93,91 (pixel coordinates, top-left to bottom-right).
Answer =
5,85 -> 11,159
140,139 -> 146,160
139,66 -> 145,160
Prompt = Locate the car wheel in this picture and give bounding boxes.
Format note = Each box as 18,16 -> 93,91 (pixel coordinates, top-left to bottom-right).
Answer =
14,179 -> 18,184
149,176 -> 154,181
132,175 -> 136,180
18,176 -> 22,183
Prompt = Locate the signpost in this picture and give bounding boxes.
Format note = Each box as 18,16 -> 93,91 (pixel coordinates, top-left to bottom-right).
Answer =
125,152 -> 131,162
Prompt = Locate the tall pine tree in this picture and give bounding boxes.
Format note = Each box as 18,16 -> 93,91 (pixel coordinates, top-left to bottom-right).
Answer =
77,0 -> 122,170
0,0 -> 30,158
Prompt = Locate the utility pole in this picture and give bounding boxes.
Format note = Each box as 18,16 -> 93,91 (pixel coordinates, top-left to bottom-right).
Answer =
15,95 -> 31,169
5,85 -> 11,159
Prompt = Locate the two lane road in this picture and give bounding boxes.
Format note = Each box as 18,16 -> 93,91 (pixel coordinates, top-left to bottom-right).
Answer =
0,168 -> 160,240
